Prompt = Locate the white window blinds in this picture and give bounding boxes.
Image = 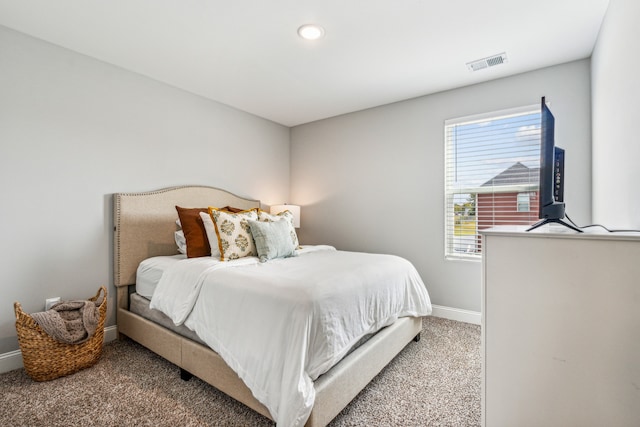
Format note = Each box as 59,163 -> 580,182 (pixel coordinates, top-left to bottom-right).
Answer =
444,105 -> 541,259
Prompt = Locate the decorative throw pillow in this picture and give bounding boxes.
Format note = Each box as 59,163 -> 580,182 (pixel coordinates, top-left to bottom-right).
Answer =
257,209 -> 300,248
175,206 -> 247,258
209,207 -> 258,261
200,211 -> 236,260
248,219 -> 297,262
175,206 -> 210,258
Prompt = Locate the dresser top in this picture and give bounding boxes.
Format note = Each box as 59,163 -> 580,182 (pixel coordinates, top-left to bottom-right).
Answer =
480,225 -> 640,242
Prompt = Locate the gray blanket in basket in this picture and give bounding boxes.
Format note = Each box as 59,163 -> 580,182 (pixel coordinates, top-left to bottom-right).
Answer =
31,299 -> 100,344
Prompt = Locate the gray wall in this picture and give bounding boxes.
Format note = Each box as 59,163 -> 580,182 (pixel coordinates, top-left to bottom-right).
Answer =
291,60 -> 593,313
591,0 -> 640,229
5,3 -> 627,354
0,26 -> 290,354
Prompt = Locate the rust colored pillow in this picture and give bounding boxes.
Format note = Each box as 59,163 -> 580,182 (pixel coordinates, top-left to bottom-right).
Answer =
175,206 -> 210,258
175,205 -> 246,258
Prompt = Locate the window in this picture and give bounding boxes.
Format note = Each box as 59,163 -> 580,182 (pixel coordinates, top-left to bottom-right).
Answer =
445,105 -> 541,259
517,193 -> 531,212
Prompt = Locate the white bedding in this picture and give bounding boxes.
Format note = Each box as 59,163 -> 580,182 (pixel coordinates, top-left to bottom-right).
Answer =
135,254 -> 186,299
149,245 -> 432,427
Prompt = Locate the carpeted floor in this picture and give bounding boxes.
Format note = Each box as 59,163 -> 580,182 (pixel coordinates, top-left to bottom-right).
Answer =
0,316 -> 480,426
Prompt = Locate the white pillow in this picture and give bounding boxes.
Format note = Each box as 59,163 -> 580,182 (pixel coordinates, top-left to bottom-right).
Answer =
199,211 -> 222,259
174,230 -> 187,254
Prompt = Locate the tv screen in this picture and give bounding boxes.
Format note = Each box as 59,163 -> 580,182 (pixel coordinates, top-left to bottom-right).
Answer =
527,96 -> 581,232
539,97 -> 564,219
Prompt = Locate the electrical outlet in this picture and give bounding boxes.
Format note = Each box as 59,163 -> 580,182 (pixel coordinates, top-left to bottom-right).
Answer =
45,297 -> 61,310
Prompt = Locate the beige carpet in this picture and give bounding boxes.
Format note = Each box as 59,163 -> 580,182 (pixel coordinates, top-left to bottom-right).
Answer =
0,316 -> 480,426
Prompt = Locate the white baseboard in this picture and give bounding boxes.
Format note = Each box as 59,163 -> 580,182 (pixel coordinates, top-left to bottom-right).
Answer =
0,325 -> 118,375
104,325 -> 118,342
431,304 -> 481,325
0,350 -> 24,374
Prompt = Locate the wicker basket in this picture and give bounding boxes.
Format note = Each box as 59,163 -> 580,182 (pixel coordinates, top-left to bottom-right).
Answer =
14,286 -> 107,381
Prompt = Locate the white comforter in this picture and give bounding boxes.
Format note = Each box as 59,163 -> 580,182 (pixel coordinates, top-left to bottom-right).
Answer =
150,245 -> 432,427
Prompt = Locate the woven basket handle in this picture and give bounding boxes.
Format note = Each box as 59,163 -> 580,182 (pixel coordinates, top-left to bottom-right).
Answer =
93,286 -> 107,303
14,301 -> 24,319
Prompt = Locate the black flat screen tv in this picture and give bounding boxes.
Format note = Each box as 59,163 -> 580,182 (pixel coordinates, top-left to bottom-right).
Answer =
527,96 -> 581,232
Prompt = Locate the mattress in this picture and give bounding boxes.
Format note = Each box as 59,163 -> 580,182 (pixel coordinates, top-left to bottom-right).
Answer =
134,254 -> 375,351
133,254 -> 202,342
135,254 -> 185,299
129,292 -> 203,343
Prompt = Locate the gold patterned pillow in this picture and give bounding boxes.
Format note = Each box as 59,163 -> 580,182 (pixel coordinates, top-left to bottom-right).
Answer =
258,209 -> 299,248
209,207 -> 258,261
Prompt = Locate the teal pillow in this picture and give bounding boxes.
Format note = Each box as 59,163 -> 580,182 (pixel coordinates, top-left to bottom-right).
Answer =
248,219 -> 297,262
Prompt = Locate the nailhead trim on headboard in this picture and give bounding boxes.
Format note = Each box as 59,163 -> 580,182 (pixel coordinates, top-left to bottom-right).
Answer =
113,185 -> 260,288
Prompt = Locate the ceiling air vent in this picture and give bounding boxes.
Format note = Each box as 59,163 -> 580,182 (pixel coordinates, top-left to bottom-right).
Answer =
467,52 -> 508,72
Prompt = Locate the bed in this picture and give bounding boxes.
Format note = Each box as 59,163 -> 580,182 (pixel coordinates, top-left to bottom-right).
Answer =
113,185 -> 431,426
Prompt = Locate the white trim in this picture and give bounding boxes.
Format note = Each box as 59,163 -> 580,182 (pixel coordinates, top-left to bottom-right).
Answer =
104,325 -> 118,343
431,304 -> 481,325
444,103 -> 539,126
0,350 -> 23,374
0,325 -> 118,374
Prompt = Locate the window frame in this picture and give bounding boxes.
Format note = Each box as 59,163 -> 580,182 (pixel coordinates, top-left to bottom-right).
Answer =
444,104 -> 540,261
517,192 -> 531,212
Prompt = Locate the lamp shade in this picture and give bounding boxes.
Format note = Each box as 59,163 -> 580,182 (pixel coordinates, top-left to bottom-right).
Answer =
270,204 -> 300,228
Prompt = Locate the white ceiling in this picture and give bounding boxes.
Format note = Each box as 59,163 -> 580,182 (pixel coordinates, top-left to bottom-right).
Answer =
0,0 -> 610,127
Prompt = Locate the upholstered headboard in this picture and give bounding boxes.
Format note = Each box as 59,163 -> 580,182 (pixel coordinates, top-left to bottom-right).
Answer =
113,185 -> 260,288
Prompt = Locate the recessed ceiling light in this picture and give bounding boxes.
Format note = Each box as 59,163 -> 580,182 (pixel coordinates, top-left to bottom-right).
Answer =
297,24 -> 325,41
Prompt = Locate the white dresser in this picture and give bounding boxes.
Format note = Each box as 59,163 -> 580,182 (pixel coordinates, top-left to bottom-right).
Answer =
481,226 -> 640,427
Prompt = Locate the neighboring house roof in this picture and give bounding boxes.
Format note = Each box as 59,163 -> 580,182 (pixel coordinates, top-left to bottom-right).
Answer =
482,162 -> 539,187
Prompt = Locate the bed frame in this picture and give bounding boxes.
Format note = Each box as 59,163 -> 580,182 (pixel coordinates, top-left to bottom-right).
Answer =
113,185 -> 422,427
